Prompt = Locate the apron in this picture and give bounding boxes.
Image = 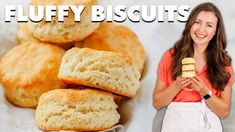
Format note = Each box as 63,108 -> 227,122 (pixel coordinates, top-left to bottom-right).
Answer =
161,100 -> 222,132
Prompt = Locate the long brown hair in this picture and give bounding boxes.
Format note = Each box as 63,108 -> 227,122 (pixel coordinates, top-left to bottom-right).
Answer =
172,2 -> 231,91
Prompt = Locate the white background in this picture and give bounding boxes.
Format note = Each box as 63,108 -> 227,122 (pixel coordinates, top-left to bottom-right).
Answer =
0,0 -> 234,132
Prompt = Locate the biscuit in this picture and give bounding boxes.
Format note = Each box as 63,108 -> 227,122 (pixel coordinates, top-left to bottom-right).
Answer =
182,64 -> 195,71
182,71 -> 196,78
28,0 -> 100,44
75,22 -> 145,73
66,85 -> 124,105
35,89 -> 120,131
181,57 -> 195,78
17,23 -> 74,50
17,23 -> 37,44
0,43 -> 65,108
58,47 -> 141,98
182,57 -> 195,64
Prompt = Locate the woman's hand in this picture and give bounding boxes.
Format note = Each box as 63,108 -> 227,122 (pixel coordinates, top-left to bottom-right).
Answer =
190,76 -> 232,119
191,76 -> 210,95
173,76 -> 191,90
153,76 -> 191,109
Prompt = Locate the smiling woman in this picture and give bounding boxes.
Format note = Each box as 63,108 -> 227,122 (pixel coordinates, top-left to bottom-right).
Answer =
153,2 -> 234,132
190,11 -> 218,47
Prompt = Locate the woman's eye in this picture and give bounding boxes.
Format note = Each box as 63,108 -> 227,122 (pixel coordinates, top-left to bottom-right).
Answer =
207,24 -> 213,28
194,21 -> 200,24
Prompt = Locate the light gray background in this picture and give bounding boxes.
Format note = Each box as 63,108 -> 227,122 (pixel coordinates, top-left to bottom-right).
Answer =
0,0 -> 234,132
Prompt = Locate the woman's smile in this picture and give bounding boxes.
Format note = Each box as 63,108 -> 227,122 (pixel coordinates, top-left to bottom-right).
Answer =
190,11 -> 217,46
195,32 -> 206,39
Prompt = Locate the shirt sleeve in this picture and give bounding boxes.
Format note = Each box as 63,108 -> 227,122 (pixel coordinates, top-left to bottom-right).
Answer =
157,50 -> 171,85
225,66 -> 234,88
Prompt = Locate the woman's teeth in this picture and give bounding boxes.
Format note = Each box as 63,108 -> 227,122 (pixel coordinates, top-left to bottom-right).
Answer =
195,33 -> 206,38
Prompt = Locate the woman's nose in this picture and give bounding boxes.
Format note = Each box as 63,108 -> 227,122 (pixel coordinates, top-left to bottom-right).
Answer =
197,24 -> 205,33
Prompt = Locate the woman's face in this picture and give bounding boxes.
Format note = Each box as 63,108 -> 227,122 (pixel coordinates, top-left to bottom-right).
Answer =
190,11 -> 218,47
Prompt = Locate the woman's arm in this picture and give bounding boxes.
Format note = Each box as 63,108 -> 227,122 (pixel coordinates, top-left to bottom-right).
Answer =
191,76 -> 232,119
206,87 -> 231,119
153,77 -> 191,110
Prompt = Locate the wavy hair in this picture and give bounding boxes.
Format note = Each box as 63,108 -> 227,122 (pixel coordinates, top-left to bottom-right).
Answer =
171,2 -> 231,91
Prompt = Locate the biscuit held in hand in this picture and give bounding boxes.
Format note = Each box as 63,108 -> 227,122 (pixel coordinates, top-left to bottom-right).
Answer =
182,57 -> 195,64
181,57 -> 196,78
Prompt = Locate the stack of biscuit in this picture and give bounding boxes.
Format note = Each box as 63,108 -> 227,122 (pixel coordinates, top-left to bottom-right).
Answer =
182,57 -> 196,78
0,0 -> 146,131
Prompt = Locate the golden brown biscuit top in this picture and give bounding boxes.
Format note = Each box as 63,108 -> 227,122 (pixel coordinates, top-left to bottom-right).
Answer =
182,57 -> 195,64
69,47 -> 135,67
0,43 -> 65,86
39,88 -> 114,104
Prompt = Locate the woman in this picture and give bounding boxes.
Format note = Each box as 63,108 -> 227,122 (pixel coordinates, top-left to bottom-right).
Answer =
153,2 -> 234,132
